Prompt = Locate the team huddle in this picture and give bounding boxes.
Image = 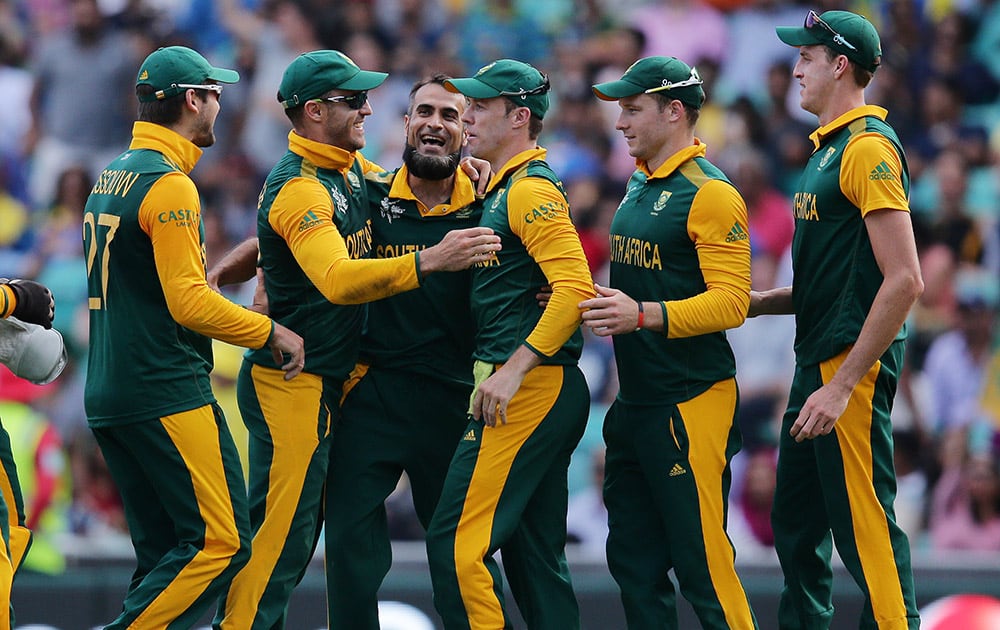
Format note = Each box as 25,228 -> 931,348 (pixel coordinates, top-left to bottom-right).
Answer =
0,7 -> 922,630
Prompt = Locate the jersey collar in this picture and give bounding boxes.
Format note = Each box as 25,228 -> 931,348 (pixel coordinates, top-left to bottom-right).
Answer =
809,105 -> 888,149
288,130 -> 356,171
486,147 -> 548,194
640,138 -> 707,180
388,165 -> 477,216
128,121 -> 203,173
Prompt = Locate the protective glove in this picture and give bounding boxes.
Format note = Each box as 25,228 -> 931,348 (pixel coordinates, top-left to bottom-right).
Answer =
0,316 -> 67,385
2,279 -> 55,329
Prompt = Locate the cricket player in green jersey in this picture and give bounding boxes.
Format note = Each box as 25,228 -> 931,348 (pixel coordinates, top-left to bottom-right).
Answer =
210,52 -> 498,629
426,59 -> 595,630
750,11 -> 922,629
82,46 -> 305,629
324,74 -> 482,630
581,56 -> 757,629
0,278 -> 59,629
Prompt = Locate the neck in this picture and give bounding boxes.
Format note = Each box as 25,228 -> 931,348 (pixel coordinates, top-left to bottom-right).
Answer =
817,91 -> 867,127
408,173 -> 455,208
486,139 -> 536,175
645,132 -> 695,174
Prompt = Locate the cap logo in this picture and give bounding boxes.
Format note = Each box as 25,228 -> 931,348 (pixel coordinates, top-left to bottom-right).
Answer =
475,62 -> 496,77
138,70 -> 148,80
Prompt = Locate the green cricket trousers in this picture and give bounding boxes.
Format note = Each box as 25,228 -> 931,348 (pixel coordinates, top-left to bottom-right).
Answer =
325,364 -> 471,629
426,363 -> 589,630
772,341 -> 919,629
603,377 -> 757,629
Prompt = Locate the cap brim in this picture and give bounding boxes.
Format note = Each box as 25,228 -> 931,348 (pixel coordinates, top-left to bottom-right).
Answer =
775,26 -> 822,47
206,67 -> 241,84
443,78 -> 501,99
591,79 -> 643,101
339,69 -> 389,91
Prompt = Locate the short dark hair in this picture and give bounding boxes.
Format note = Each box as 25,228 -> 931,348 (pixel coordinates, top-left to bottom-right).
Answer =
407,73 -> 453,116
136,84 -> 209,125
821,45 -> 873,88
502,98 -> 543,140
649,92 -> 700,126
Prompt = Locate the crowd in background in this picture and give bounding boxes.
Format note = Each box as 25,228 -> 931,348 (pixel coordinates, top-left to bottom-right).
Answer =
1,0 -> 1000,575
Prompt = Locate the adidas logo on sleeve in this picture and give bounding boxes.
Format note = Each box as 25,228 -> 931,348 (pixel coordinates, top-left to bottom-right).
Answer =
868,160 -> 897,181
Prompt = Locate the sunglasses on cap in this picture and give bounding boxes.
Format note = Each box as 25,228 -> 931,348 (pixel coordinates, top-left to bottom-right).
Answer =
313,91 -> 369,110
175,83 -> 223,94
497,76 -> 550,98
643,67 -> 703,94
804,10 -> 857,51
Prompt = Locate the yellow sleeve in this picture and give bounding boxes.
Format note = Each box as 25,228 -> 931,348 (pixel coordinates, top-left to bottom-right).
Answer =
666,179 -> 751,338
140,173 -> 273,349
841,133 -> 909,217
268,178 -> 420,304
508,177 -> 595,357
0,284 -> 15,319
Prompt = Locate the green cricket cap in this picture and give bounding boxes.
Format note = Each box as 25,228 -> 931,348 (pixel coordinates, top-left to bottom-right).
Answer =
278,50 -> 388,109
444,59 -> 550,119
136,46 -> 240,102
592,56 -> 705,109
776,10 -> 882,73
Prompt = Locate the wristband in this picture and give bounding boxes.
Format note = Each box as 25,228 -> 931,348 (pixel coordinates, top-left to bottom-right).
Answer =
635,300 -> 644,332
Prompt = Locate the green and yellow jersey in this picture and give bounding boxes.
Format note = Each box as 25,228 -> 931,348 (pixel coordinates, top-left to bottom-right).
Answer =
791,105 -> 910,366
608,141 -> 751,406
472,148 -> 593,365
247,131 -> 423,382
84,122 -> 273,427
361,166 -> 480,386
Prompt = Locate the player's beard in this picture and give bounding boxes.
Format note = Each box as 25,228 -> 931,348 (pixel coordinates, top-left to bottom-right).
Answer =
402,144 -> 460,181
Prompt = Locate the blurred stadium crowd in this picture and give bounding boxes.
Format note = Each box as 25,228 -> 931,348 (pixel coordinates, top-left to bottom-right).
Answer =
1,0 -> 1000,575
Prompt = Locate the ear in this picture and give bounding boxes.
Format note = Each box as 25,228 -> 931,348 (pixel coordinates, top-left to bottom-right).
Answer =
184,88 -> 201,113
509,105 -> 532,130
303,100 -> 325,123
833,54 -> 851,79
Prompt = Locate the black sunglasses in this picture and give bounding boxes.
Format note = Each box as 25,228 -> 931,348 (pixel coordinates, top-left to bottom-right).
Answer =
314,91 -> 369,110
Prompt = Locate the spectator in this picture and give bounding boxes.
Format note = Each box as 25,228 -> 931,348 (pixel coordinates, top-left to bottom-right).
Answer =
25,0 -> 136,209
921,268 -> 998,438
930,449 -> 1000,552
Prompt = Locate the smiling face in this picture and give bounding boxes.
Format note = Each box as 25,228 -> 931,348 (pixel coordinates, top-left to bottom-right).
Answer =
318,89 -> 373,152
402,82 -> 465,180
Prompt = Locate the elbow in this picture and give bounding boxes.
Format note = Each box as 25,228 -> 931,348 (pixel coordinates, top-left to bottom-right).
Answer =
903,269 -> 924,306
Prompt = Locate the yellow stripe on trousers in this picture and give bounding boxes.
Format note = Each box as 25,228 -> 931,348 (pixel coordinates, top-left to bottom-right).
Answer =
455,365 -> 563,630
676,377 -> 756,630
130,405 -> 242,628
820,351 -> 908,627
222,365 -> 326,627
0,463 -> 30,570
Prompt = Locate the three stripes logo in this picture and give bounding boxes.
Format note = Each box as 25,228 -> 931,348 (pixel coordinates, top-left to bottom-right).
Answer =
463,429 -> 477,442
669,463 -> 687,477
725,222 -> 749,243
298,210 -> 323,232
869,160 -> 897,181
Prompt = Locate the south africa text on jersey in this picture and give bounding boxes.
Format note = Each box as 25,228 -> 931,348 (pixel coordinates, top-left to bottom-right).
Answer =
609,234 -> 662,270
